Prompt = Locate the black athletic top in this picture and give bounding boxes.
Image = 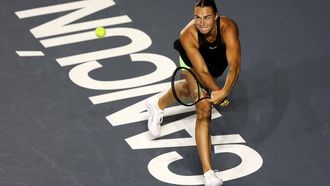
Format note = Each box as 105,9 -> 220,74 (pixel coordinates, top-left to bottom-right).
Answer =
173,17 -> 228,78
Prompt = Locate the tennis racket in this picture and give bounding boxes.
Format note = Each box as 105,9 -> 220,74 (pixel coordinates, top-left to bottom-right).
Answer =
171,67 -> 229,106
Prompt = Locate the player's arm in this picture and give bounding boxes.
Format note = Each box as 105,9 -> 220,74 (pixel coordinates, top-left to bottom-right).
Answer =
223,21 -> 241,94
180,27 -> 221,91
210,20 -> 241,104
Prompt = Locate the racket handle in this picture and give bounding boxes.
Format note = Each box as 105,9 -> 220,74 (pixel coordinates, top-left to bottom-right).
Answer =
220,97 -> 230,107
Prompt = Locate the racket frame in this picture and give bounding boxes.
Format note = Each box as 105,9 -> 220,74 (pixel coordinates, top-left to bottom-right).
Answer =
171,67 -> 209,106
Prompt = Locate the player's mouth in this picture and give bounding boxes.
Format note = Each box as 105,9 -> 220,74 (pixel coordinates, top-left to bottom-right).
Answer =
198,27 -> 209,33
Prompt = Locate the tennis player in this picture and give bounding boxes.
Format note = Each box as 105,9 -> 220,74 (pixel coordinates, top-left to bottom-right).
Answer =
146,0 -> 240,185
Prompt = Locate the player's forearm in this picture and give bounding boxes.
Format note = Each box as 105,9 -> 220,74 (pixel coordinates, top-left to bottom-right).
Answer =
198,72 -> 220,91
222,64 -> 240,95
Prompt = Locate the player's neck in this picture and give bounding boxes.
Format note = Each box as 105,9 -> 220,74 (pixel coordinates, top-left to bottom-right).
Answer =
204,24 -> 217,43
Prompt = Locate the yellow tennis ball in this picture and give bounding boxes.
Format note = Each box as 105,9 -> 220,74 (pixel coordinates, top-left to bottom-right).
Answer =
95,27 -> 106,38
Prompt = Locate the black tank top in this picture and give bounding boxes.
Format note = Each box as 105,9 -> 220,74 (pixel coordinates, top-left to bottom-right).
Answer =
174,17 -> 228,77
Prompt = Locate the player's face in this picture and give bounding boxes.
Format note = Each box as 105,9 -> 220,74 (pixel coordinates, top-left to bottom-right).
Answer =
194,6 -> 218,35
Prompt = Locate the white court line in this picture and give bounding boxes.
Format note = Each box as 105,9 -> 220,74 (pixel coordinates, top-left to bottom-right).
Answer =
16,51 -> 45,57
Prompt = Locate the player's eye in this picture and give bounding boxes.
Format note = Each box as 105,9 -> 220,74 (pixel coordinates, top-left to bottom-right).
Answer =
195,17 -> 201,21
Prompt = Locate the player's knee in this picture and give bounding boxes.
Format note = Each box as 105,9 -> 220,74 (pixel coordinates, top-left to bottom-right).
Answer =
196,103 -> 212,119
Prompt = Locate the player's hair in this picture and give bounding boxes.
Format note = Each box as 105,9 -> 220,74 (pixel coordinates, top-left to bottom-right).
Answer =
194,0 -> 218,13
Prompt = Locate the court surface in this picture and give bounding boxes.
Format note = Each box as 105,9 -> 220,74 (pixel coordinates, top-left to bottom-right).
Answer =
1,0 -> 330,185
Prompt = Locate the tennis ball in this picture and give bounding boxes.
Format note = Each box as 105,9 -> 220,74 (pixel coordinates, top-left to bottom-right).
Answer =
95,27 -> 106,38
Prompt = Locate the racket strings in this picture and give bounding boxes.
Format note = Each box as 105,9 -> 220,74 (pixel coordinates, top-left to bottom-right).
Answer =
173,69 -> 200,105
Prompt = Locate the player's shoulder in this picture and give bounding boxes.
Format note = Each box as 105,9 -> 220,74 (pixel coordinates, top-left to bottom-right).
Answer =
180,20 -> 197,36
220,16 -> 238,29
179,19 -> 198,44
220,16 -> 239,35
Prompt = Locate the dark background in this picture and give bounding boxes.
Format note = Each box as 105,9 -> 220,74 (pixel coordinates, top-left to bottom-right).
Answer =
0,0 -> 329,185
